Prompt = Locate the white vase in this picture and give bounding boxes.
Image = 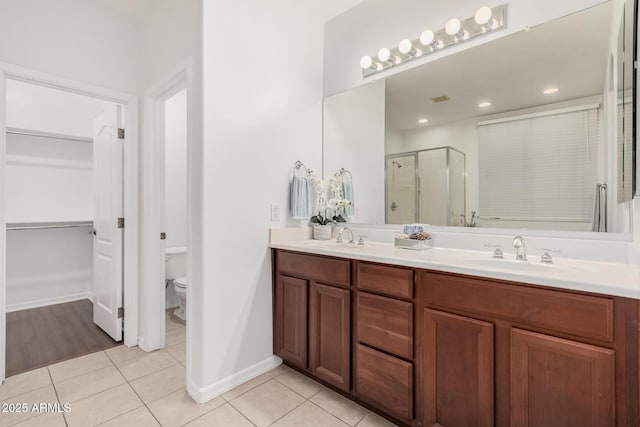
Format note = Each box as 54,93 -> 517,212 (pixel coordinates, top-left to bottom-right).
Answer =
313,225 -> 332,240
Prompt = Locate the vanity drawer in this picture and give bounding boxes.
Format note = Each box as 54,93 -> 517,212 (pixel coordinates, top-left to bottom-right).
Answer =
356,344 -> 413,422
357,292 -> 413,359
422,272 -> 614,343
277,251 -> 350,287
357,262 -> 413,299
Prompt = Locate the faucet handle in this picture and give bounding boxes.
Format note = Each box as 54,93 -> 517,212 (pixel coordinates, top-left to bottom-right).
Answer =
484,244 -> 504,259
540,248 -> 561,264
358,235 -> 367,245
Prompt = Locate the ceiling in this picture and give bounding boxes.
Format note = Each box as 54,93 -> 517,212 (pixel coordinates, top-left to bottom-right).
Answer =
385,2 -> 614,130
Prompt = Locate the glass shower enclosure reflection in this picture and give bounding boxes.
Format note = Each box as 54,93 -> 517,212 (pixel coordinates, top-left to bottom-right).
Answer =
386,147 -> 466,226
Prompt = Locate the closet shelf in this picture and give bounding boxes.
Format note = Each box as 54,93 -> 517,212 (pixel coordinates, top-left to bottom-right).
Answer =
6,221 -> 93,230
7,127 -> 92,143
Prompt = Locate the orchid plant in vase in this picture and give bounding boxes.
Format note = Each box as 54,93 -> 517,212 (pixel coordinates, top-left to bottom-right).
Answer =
328,172 -> 351,223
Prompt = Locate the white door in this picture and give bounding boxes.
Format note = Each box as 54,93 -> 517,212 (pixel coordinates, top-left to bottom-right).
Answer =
93,104 -> 124,341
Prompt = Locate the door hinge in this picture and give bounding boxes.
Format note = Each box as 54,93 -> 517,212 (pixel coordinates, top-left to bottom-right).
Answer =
117,217 -> 125,228
117,307 -> 124,318
160,232 -> 166,240
118,128 -> 125,139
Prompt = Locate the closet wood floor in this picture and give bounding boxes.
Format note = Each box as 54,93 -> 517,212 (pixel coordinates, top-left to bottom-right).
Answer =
6,299 -> 119,377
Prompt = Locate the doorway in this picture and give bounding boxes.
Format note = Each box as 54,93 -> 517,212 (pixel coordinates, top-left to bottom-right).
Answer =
0,63 -> 140,382
139,63 -> 192,389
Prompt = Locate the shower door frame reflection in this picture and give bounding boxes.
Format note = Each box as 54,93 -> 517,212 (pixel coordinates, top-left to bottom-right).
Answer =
385,146 -> 466,225
385,153 -> 419,224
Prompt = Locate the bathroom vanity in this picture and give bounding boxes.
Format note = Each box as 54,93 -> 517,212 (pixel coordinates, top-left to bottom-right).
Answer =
270,241 -> 639,426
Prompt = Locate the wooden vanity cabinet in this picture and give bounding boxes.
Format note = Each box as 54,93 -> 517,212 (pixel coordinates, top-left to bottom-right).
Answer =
273,249 -> 639,426
417,270 -> 638,427
354,262 -> 415,423
309,282 -> 350,390
273,250 -> 351,391
274,275 -> 307,369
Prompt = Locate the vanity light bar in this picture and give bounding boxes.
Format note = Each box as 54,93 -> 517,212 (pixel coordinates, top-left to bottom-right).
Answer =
360,5 -> 506,77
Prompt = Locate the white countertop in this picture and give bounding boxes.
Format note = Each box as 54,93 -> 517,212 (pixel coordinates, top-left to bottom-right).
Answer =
270,239 -> 640,299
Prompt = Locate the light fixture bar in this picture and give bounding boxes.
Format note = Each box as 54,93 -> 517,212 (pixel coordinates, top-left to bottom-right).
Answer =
361,5 -> 506,77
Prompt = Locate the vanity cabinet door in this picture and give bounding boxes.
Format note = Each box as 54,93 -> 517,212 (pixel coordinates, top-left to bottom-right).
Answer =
274,275 -> 307,369
510,328 -> 615,427
309,282 -> 350,391
420,308 -> 494,427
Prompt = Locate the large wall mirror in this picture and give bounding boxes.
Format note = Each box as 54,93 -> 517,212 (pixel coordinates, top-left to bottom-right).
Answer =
323,0 -> 636,234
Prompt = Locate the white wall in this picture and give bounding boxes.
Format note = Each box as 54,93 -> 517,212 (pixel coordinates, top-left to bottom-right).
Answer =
6,133 -> 93,223
199,0 -> 361,401
164,89 -> 188,249
323,80 -> 385,223
0,0 -> 141,94
324,0 -> 607,96
6,227 -> 92,311
7,80 -> 109,138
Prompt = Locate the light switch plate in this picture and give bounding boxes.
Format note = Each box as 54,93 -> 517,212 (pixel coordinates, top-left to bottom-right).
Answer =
270,203 -> 280,221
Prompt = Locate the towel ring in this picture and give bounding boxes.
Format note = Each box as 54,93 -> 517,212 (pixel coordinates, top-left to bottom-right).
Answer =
339,168 -> 353,182
294,160 -> 309,177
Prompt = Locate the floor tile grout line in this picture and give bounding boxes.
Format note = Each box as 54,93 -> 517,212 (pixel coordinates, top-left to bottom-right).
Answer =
48,350 -> 113,384
230,403 -> 259,427
106,349 -> 180,383
272,373 -> 325,401
98,351 -> 163,427
260,394 -> 308,427
46,368 -> 69,427
307,399 -> 353,426
309,389 -> 369,426
93,402 -> 147,427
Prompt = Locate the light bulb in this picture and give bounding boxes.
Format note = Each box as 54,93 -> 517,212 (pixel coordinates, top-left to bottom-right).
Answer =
445,18 -> 462,36
420,29 -> 435,46
398,39 -> 413,54
378,48 -> 391,62
360,55 -> 373,69
474,6 -> 493,26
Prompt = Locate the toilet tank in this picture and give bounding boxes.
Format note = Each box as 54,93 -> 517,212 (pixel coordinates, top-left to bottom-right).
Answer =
165,246 -> 187,280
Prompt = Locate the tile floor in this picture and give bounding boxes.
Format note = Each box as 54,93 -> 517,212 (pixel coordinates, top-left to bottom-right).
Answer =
0,313 -> 397,427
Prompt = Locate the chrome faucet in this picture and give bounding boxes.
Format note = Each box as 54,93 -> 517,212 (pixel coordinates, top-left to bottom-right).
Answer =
512,235 -> 527,261
336,227 -> 354,244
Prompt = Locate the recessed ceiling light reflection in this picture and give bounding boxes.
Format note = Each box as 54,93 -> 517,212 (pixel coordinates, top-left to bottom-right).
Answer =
543,87 -> 559,95
418,118 -> 429,124
478,101 -> 492,108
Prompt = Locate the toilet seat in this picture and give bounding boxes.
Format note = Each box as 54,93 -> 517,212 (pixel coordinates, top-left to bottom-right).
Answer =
175,276 -> 188,288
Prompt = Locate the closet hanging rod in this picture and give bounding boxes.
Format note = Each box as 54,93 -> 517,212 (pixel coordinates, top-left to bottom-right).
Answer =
6,221 -> 93,231
6,127 -> 92,143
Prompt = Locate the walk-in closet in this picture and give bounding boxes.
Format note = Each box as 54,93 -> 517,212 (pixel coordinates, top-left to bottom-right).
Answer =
5,79 -> 121,376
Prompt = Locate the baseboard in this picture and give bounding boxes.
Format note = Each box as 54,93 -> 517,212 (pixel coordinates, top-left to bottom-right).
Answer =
6,293 -> 93,312
187,355 -> 283,404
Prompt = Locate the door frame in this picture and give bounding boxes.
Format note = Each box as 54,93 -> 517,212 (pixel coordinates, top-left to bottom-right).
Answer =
140,60 -> 192,355
0,62 -> 140,382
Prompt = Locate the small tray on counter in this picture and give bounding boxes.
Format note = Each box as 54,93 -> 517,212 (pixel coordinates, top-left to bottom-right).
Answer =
394,237 -> 432,250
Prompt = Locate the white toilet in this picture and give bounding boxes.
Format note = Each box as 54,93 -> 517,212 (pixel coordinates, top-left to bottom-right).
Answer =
173,276 -> 187,321
165,247 -> 187,322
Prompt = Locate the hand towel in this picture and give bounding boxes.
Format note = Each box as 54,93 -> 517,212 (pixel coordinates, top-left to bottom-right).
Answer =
342,180 -> 355,217
290,174 -> 310,219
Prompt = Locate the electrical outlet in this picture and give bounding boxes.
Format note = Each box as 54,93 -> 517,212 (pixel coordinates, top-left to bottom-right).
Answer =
270,203 -> 280,221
